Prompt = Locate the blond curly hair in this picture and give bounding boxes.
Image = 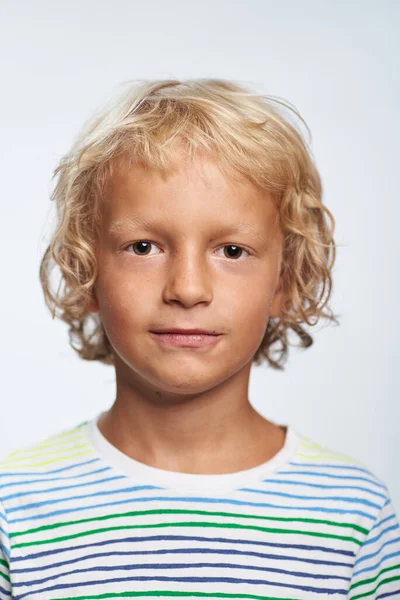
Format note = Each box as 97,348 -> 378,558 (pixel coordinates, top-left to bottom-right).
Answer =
39,78 -> 339,371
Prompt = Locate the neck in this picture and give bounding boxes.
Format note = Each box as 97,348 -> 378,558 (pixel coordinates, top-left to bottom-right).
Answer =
97,357 -> 285,475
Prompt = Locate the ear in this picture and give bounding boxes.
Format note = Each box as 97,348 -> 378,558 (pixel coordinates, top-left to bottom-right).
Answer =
268,279 -> 284,319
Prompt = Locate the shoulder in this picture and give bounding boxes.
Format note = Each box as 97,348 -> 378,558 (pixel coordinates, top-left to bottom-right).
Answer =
0,419 -> 98,492
290,429 -> 391,514
0,419 -> 102,563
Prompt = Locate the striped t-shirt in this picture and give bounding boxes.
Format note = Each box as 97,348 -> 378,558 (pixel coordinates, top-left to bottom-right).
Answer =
0,411 -> 399,599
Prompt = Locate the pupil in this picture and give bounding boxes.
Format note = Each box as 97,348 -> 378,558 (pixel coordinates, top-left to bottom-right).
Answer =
225,245 -> 241,258
136,241 -> 149,254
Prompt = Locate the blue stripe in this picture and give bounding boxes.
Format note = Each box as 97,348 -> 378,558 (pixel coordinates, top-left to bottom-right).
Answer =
0,467 -> 113,490
282,470 -> 385,489
4,476 -> 382,510
0,457 -> 101,478
365,526 -> 400,548
0,540 -> 10,560
0,525 -> 8,539
11,545 -> 352,575
265,478 -> 386,500
289,462 -> 384,478
242,487 -> 381,509
373,514 -> 398,531
2,475 -> 127,500
0,583 -> 10,596
6,492 -> 376,526
376,591 -> 400,599
13,573 -> 349,600
10,534 -> 356,562
355,536 -> 400,565
352,549 -> 400,577
14,558 -> 353,588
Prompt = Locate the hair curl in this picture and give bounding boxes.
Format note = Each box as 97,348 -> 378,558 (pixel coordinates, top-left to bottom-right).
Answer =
39,78 -> 339,371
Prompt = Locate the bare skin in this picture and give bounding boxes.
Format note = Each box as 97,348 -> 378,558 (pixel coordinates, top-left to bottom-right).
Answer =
87,149 -> 287,475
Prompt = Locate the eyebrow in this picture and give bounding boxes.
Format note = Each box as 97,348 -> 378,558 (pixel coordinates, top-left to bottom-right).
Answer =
108,216 -> 268,243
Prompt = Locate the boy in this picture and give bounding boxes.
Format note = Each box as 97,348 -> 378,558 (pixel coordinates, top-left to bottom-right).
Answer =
0,78 -> 399,599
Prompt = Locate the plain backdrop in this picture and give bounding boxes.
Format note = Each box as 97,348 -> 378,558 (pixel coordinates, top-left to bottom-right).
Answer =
0,0 -> 399,512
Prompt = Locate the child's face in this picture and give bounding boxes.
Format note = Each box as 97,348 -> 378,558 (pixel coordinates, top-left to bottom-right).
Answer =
89,151 -> 284,396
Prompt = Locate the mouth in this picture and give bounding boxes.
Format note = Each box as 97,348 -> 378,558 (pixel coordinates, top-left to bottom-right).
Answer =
149,331 -> 222,348
150,328 -> 220,335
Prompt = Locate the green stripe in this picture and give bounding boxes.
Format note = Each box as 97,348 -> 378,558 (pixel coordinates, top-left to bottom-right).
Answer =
349,573 -> 400,599
9,508 -> 368,539
349,563 -> 400,591
0,558 -> 8,568
11,519 -> 362,550
53,592 -> 299,600
0,568 -> 10,584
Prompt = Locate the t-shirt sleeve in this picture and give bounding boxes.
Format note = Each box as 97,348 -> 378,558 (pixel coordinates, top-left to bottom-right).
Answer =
348,489 -> 400,599
0,499 -> 11,599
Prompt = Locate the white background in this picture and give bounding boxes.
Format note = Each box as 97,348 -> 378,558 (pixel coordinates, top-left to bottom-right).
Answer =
0,0 -> 399,512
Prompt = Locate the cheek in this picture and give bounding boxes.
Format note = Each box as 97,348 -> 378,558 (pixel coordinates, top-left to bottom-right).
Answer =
218,283 -> 271,343
222,272 -> 272,316
239,301 -> 270,341
95,271 -> 150,336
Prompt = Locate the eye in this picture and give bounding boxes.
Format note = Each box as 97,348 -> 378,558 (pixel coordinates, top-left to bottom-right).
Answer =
124,241 -> 250,260
125,241 -> 160,256
216,244 -> 250,260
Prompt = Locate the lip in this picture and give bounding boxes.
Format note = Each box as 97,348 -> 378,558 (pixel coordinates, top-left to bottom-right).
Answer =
151,328 -> 220,335
150,331 -> 222,348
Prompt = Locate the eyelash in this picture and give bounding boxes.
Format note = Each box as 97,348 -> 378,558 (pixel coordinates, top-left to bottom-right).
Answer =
123,240 -> 251,260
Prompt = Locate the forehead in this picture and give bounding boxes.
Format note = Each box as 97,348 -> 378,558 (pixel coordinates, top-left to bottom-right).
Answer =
101,153 -> 280,232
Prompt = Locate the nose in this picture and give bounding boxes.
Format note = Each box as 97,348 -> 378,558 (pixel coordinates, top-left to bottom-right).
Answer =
162,247 -> 213,307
